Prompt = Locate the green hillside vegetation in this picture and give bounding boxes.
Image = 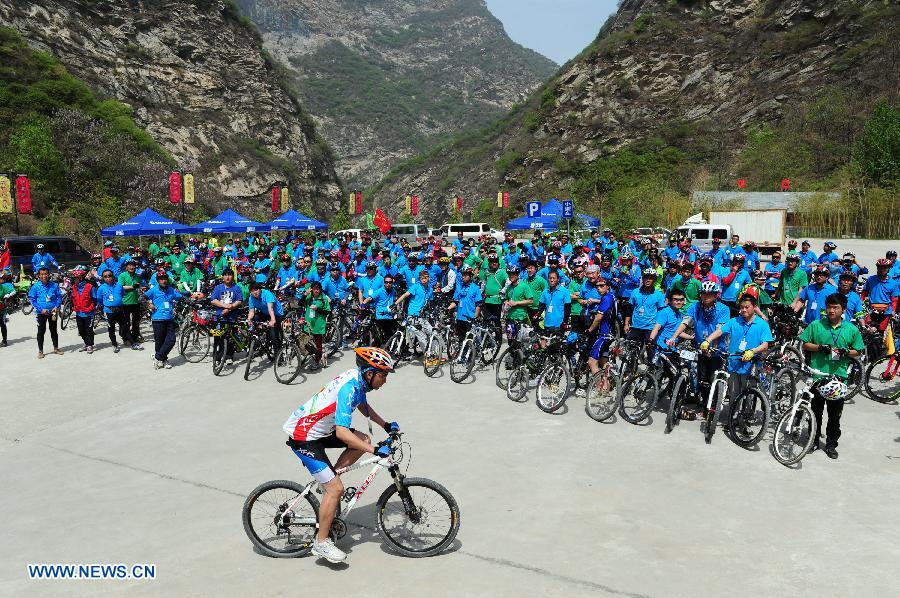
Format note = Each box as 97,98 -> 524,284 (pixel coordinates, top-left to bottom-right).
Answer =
0,27 -> 182,244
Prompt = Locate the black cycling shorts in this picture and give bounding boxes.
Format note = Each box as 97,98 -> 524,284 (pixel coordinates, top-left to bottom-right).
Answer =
286,429 -> 354,484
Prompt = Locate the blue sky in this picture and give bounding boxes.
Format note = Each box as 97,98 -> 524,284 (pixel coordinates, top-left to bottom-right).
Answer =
485,0 -> 619,64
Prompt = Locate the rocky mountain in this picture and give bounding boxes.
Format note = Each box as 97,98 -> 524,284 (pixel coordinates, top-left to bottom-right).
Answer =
0,0 -> 342,220
369,0 -> 899,226
233,0 -> 557,187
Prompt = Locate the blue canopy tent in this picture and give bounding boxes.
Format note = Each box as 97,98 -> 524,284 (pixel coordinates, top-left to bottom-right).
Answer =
101,208 -> 192,237
505,199 -> 600,231
189,208 -> 269,234
267,209 -> 328,231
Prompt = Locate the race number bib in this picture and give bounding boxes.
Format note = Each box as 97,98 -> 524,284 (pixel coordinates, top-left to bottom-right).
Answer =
738,340 -> 747,351
163,302 -> 170,309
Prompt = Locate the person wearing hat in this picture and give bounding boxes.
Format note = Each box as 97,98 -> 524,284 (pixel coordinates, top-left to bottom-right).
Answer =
104,246 -> 127,278
209,247 -> 228,277
397,253 -> 423,289
356,261 -> 384,305
793,265 -> 838,324
102,240 -> 115,260
720,255 -> 751,317
838,252 -> 868,278
523,261 -> 548,325
479,253 -> 506,339
97,267 -> 130,353
322,264 -> 351,312
625,268 -> 666,360
0,269 -> 17,347
818,241 -> 839,265
422,253 -> 440,283
837,271 -> 864,323
179,256 -> 205,295
741,241 -> 759,273
274,254 -> 299,293
775,253 -> 809,306
144,271 -> 183,369
538,254 -> 570,286
377,251 -> 399,281
502,242 -> 522,269
503,264 -> 534,331
786,239 -> 798,255
118,259 -> 144,349
31,243 -> 59,274
671,261 -> 701,313
763,251 -> 785,297
663,235 -> 680,264
435,256 -> 456,297
615,253 -> 642,308
723,234 -> 745,266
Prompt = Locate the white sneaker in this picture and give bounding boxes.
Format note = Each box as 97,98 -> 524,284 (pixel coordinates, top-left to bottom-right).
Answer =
163,361 -> 172,369
154,360 -> 162,370
311,538 -> 346,563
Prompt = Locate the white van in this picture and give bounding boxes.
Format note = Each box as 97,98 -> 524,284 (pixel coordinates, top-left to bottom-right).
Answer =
440,222 -> 504,242
387,224 -> 430,248
675,224 -> 732,253
334,228 -> 382,244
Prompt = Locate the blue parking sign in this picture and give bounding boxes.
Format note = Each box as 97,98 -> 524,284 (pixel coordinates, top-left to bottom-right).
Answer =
562,200 -> 574,218
526,201 -> 541,218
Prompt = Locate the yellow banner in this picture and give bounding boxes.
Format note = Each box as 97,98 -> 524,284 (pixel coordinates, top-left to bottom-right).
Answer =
405,195 -> 411,214
183,173 -> 195,204
280,187 -> 290,212
497,191 -> 502,208
0,175 -> 11,213
348,193 -> 355,215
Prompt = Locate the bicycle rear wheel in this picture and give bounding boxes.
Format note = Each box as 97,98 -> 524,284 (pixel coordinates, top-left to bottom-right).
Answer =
449,339 -> 475,383
494,347 -> 518,390
864,355 -> 900,403
212,336 -> 226,376
703,383 -> 726,444
23,301 -> 34,316
618,372 -> 658,424
768,367 -> 796,419
423,334 -> 445,377
536,359 -> 571,413
180,324 -> 211,363
274,341 -> 302,384
665,376 -> 688,434
479,333 -> 501,366
242,480 -> 319,558
585,370 -> 619,422
60,300 -> 73,330
323,318 -> 342,358
244,338 -> 259,381
506,366 -> 529,402
728,387 -> 770,448
843,356 -> 863,401
376,477 -> 460,558
772,403 -> 816,466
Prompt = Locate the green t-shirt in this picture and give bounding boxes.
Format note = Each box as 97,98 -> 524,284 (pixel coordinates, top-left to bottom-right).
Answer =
212,256 -> 230,277
525,275 -> 548,309
0,282 -> 15,311
505,280 -> 534,321
568,279 -> 584,316
167,254 -> 186,276
148,243 -> 160,258
777,267 -> 808,305
480,267 -> 508,305
303,294 -> 331,335
179,268 -> 204,293
798,318 -> 864,382
117,271 -> 142,305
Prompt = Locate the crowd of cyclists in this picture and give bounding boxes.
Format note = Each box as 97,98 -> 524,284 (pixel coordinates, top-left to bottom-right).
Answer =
1,226 -> 899,464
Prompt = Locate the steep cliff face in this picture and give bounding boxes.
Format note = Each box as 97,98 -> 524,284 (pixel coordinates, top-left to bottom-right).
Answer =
0,0 -> 342,218
233,0 -> 557,187
370,0 -> 898,224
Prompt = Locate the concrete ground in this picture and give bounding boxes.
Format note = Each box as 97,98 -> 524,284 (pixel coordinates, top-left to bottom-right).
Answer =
1,307 -> 899,598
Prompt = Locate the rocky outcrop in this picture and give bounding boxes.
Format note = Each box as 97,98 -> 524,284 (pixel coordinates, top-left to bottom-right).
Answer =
234,0 -> 557,187
370,0 -> 898,223
0,0 -> 342,218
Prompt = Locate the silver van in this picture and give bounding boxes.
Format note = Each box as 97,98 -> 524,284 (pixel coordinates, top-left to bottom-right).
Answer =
387,224 -> 430,248
675,224 -> 732,253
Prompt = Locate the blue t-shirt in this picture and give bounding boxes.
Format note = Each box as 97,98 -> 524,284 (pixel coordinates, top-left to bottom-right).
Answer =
865,277 -> 899,314
654,306 -> 683,349
841,291 -> 864,322
248,288 -> 284,317
276,266 -> 297,288
323,276 -> 350,302
721,269 -> 751,302
371,287 -> 396,320
763,262 -> 785,292
686,301 -> 730,349
798,282 -> 838,323
721,315 -> 774,375
357,274 -> 384,300
144,286 -> 183,320
97,282 -> 125,314
452,281 -> 483,322
406,282 -> 433,316
629,288 -> 666,330
593,293 -> 617,337
539,286 -> 571,328
210,283 -> 243,320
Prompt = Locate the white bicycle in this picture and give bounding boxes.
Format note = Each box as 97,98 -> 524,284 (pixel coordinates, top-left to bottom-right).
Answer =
242,432 -> 460,558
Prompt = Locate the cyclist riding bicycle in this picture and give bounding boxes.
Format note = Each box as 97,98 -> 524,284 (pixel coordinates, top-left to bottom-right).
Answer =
282,347 -> 398,564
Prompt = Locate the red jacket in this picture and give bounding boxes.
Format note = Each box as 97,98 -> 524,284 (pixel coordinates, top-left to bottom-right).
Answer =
71,281 -> 97,313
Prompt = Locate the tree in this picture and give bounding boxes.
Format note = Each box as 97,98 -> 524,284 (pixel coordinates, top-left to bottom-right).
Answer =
855,100 -> 899,187
330,207 -> 351,231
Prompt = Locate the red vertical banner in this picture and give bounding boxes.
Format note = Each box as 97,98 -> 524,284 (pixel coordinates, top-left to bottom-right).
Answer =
737,179 -> 747,189
411,194 -> 419,216
502,191 -> 509,208
780,178 -> 791,191
15,175 -> 32,214
271,185 -> 281,213
456,195 -> 462,213
355,191 -> 363,215
168,171 -> 182,205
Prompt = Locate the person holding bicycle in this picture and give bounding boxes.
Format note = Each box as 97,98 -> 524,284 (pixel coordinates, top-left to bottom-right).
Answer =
283,347 -> 397,563
210,268 -> 244,365
583,271 -> 617,375
448,265 -> 482,339
145,272 -> 183,369
701,293 -> 773,404
247,281 -> 285,356
536,270 -> 570,332
625,268 -> 666,361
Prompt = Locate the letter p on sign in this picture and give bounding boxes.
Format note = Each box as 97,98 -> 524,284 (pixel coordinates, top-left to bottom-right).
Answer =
527,201 -> 542,218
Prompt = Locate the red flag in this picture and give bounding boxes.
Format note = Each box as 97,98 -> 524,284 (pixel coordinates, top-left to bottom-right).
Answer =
373,208 -> 392,233
0,240 -> 10,271
411,194 -> 419,216
456,195 -> 462,212
737,179 -> 747,189
780,178 -> 791,191
15,175 -> 32,214
355,191 -> 363,215
502,192 -> 509,208
169,172 -> 182,205
271,185 -> 281,213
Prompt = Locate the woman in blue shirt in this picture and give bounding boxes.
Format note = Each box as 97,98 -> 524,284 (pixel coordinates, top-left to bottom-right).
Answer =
448,266 -> 483,339
27,267 -> 63,357
145,273 -> 183,369
538,270 -> 571,331
97,270 -> 130,352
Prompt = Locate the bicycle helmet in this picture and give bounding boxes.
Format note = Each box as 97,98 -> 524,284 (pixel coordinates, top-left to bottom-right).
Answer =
552,240 -> 562,249
741,285 -> 759,300
700,280 -> 720,294
787,239 -> 797,248
752,270 -> 765,281
316,258 -> 327,266
365,261 -> 377,269
452,252 -> 465,260
547,254 -> 560,265
839,271 -> 856,282
36,243 -> 45,250
876,258 -> 891,267
668,235 -> 677,243
330,250 -> 340,258
732,254 -> 746,263
155,258 -> 165,266
620,251 -> 634,260
743,241 -> 756,249
699,253 -> 713,265
355,346 -> 395,372
183,256 -> 195,264
438,256 -> 450,264
824,241 -> 837,249
91,253 -> 102,260
461,265 -> 474,275
813,265 -> 830,275
842,252 -> 855,260
818,378 -> 847,401
886,250 -> 897,259
71,266 -> 87,277
785,253 -> 800,263
506,264 -> 520,274
641,267 -> 658,278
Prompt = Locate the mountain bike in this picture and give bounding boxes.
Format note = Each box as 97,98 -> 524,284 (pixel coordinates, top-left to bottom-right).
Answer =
698,350 -> 770,446
385,314 -> 431,364
178,299 -> 214,363
244,321 -> 277,381
664,344 -> 700,433
422,306 -> 455,377
506,331 -> 572,412
772,364 -> 846,466
494,320 -> 533,391
242,432 -> 460,558
273,312 -> 317,384
583,336 -> 628,422
449,318 -> 498,383
211,317 -> 250,376
863,313 -> 900,403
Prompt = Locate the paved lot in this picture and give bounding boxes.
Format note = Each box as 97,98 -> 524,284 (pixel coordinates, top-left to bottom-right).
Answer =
1,307 -> 899,598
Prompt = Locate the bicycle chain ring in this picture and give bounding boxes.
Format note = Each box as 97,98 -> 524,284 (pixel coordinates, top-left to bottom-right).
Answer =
342,487 -> 357,502
329,517 -> 347,541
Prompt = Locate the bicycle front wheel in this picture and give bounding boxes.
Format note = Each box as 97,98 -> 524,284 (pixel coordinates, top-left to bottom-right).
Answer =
449,339 -> 476,383
376,477 -> 460,558
479,333 -> 501,366
60,300 -> 73,330
23,301 -> 34,315
212,336 -> 226,376
864,355 -> 900,403
242,480 -> 319,558
506,366 -> 529,402
772,403 -> 816,466
728,387 -> 770,448
274,341 -> 302,384
704,383 -> 725,444
618,372 -> 658,424
665,376 -> 688,434
494,347 -> 518,390
244,338 -> 258,381
180,324 -> 210,363
423,334 -> 445,378
385,331 -> 404,360
536,359 -> 571,413
585,370 -> 619,422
